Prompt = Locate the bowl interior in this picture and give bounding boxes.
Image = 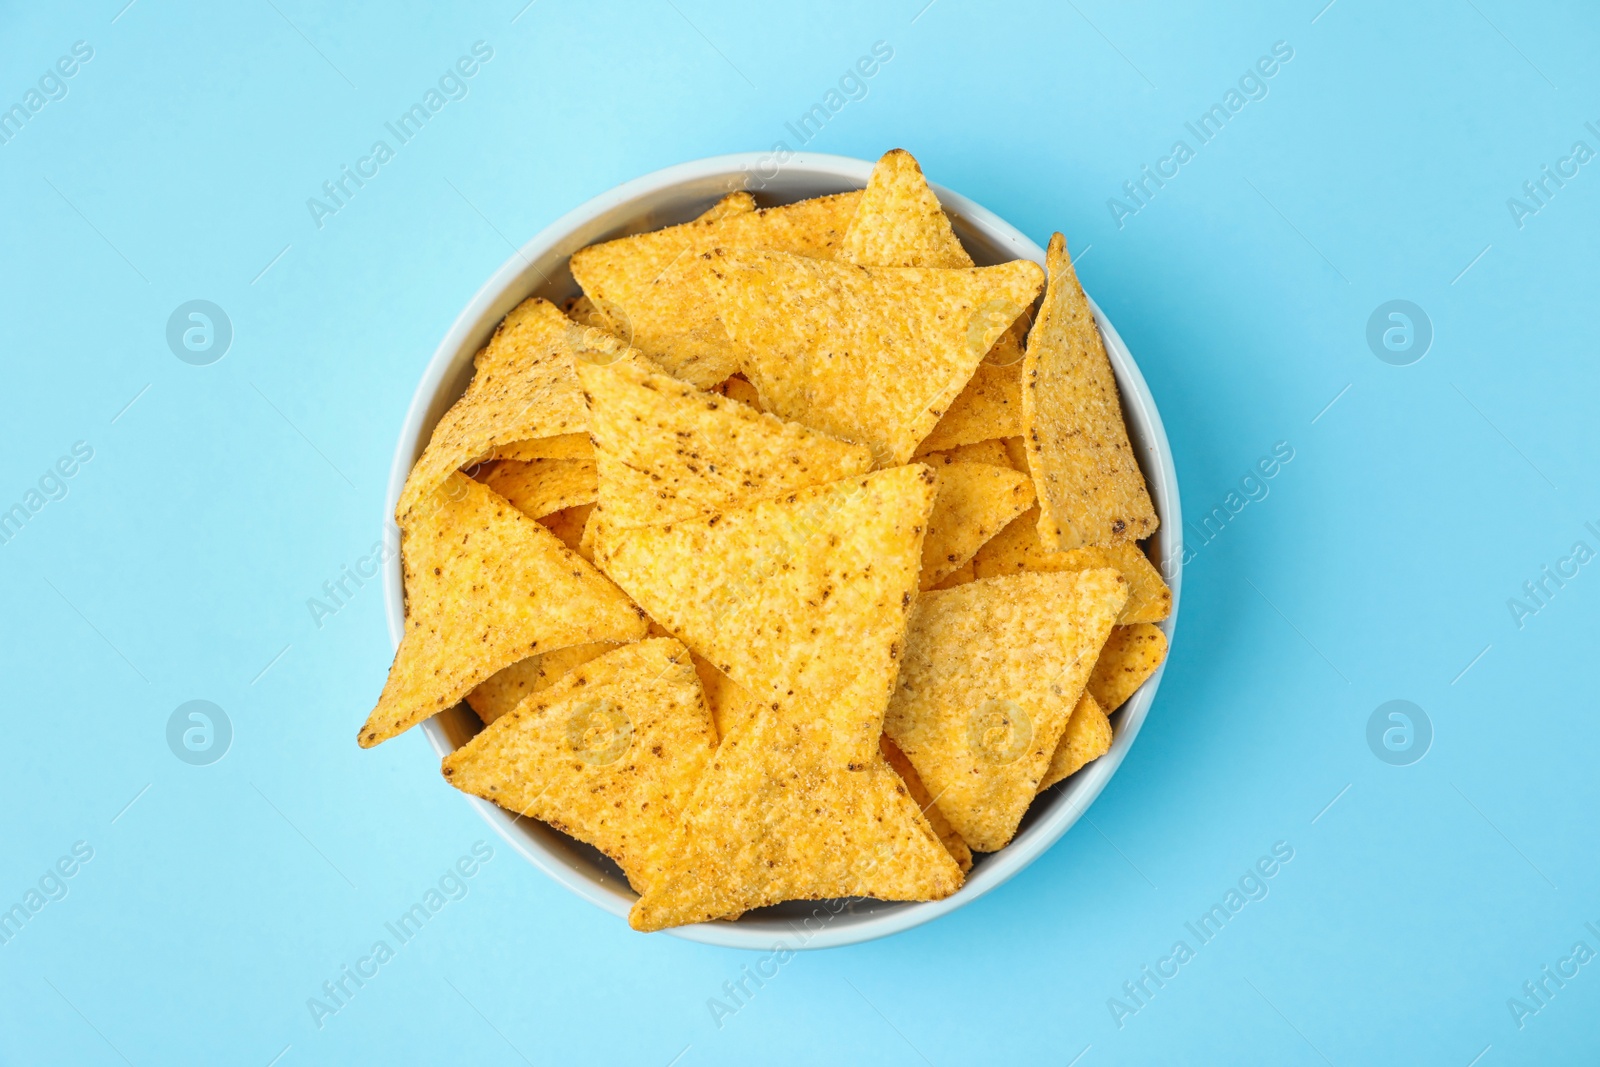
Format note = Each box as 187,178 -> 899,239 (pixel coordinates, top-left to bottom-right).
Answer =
388,153 -> 1181,949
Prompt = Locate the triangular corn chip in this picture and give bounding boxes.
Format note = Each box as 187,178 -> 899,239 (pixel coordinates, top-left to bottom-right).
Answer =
882,569 -> 1127,851
841,149 -> 973,269
1023,233 -> 1157,548
922,438 -> 1011,469
396,299 -> 642,517
705,250 -> 1044,465
466,640 -> 616,725
881,735 -> 972,873
692,655 -> 757,740
568,192 -> 861,388
931,559 -> 974,590
497,433 -> 594,462
1037,693 -> 1113,792
919,458 -> 1034,590
914,362 -> 1023,455
628,710 -> 962,931
1088,623 -> 1169,711
576,359 -> 873,532
442,639 -> 716,893
595,465 -> 935,762
480,458 -> 597,520
972,507 -> 1171,622
358,474 -> 648,747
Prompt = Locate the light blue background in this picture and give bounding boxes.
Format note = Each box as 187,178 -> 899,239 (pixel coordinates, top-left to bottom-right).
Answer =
2,1 -> 1596,1063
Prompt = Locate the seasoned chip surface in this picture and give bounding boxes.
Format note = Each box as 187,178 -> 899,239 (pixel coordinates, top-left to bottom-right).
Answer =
629,710 -> 963,931
568,192 -> 861,387
1088,623 -> 1169,712
358,474 -> 648,747
443,639 -> 717,893
595,465 -> 936,763
706,250 -> 1044,465
972,507 -> 1171,623
883,569 -> 1127,852
841,148 -> 973,269
479,458 -> 598,520
466,641 -> 617,725
1022,232 -> 1157,549
1037,692 -> 1114,793
577,359 -> 872,531
881,734 -> 973,873
917,458 -> 1035,590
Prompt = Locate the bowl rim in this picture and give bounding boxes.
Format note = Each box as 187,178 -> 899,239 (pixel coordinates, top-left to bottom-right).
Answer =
383,151 -> 1182,950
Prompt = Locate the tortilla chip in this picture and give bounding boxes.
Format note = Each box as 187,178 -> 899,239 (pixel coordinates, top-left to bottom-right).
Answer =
538,502 -> 595,554
628,710 -> 962,930
705,251 -> 1044,465
984,314 -> 1029,367
918,459 -> 1034,590
595,465 -> 935,763
565,296 -> 608,331
496,434 -> 594,462
693,655 -> 757,740
464,640 -> 615,725
841,149 -> 973,269
568,192 -> 862,388
914,361 -> 1023,455
921,437 -> 1011,469
695,191 -> 757,222
881,735 -> 972,873
577,359 -> 873,531
1088,623 -> 1169,711
358,474 -> 649,747
479,458 -> 598,520
1023,233 -> 1157,548
396,298 -> 621,518
442,638 -> 716,893
882,569 -> 1127,851
717,374 -> 763,411
931,559 -> 974,590
971,508 -> 1171,623
1036,693 -> 1113,792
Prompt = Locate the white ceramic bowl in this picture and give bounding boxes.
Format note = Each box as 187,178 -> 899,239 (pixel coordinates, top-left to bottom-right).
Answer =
385,153 -> 1182,949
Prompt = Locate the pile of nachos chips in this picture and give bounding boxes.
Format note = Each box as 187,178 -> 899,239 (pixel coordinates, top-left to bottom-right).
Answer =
359,149 -> 1172,931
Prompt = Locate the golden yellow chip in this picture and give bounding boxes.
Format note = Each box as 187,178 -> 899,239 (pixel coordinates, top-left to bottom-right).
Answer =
914,361 -> 1023,454
1088,623 -> 1169,711
984,314 -> 1029,366
565,295 -> 608,330
1003,435 -> 1029,473
919,437 -> 1011,468
692,655 -> 756,740
396,298 -> 619,518
881,734 -> 972,873
595,465 -> 935,763
576,359 -> 872,531
972,507 -> 1171,623
1036,693 -> 1113,792
358,474 -> 649,747
442,638 -> 716,894
568,192 -> 862,387
882,569 -> 1127,852
538,502 -> 595,554
495,433 -> 594,462
465,641 -> 616,725
695,190 -> 757,222
628,710 -> 962,931
1023,233 -> 1157,549
705,250 -> 1044,465
479,458 -> 597,520
918,459 -> 1034,590
841,148 -> 973,269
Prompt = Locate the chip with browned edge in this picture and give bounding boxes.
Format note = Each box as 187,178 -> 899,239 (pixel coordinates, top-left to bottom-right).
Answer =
628,709 -> 962,930
576,359 -> 872,531
568,192 -> 861,388
705,250 -> 1043,465
883,569 -> 1127,851
358,474 -> 648,747
1022,232 -> 1157,549
595,464 -> 935,764
1088,623 -> 1169,712
972,507 -> 1171,623
443,638 -> 716,893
